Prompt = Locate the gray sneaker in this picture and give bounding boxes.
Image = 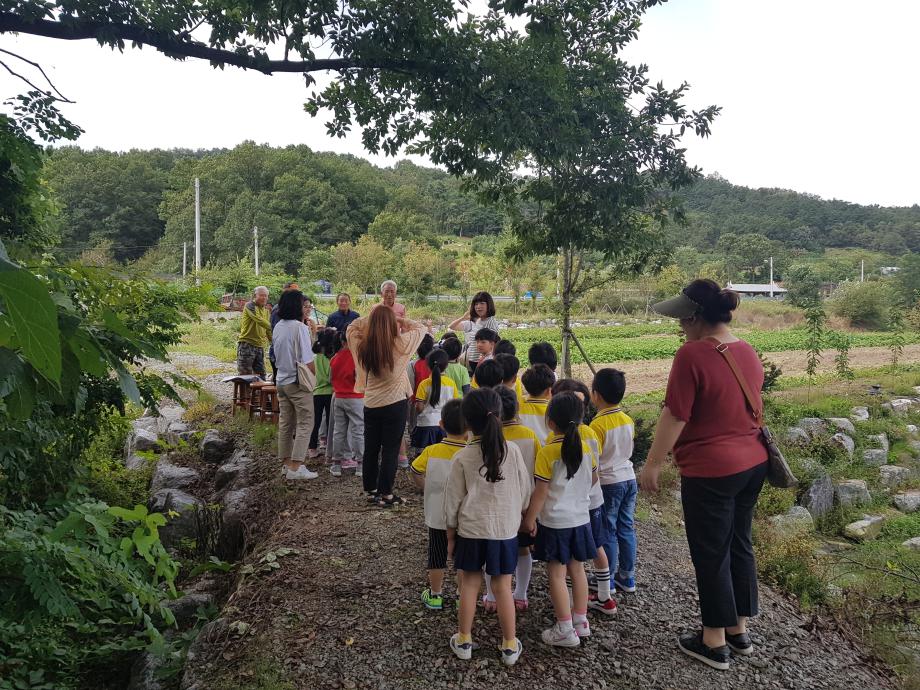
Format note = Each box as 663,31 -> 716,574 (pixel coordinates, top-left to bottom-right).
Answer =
329,463 -> 342,477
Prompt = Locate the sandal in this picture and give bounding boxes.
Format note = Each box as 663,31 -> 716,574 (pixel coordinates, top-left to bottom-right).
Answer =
365,491 -> 380,504
376,494 -> 405,508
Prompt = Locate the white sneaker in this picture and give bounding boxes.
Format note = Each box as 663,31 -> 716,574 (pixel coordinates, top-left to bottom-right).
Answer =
355,465 -> 363,478
500,638 -> 523,666
541,622 -> 580,648
284,465 -> 318,480
574,618 -> 591,638
450,634 -> 473,660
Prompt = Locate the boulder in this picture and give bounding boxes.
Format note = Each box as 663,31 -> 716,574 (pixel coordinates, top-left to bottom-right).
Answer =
767,506 -> 815,535
835,479 -> 871,507
844,515 -> 885,541
829,433 -> 855,458
214,450 -> 252,493
826,417 -> 857,435
164,592 -> 215,629
127,651 -> 168,690
903,537 -> 920,551
879,465 -> 913,489
132,416 -> 159,434
166,420 -> 191,445
800,474 -> 835,519
850,406 -> 870,423
893,490 -> 920,513
149,489 -> 204,550
127,427 -> 159,454
150,459 -> 199,493
907,424 -> 918,435
126,452 -> 153,471
155,405 -> 185,434
863,449 -> 888,466
200,429 -> 233,464
784,427 -> 810,445
867,433 -> 890,452
889,399 -> 915,415
910,440 -> 920,455
218,488 -> 252,560
798,418 -> 828,438
180,618 -> 227,690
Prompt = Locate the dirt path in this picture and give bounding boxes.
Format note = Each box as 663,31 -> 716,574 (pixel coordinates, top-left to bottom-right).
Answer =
189,454 -> 893,690
572,345 -> 920,394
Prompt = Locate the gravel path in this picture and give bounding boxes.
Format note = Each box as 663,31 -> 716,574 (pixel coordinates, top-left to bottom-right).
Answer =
145,352 -> 236,404
193,459 -> 894,690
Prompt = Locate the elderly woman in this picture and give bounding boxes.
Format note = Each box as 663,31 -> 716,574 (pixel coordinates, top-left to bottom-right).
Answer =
639,279 -> 767,671
448,291 -> 500,371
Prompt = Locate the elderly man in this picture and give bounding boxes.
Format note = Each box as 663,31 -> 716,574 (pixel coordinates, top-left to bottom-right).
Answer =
237,286 -> 271,378
326,292 -> 360,332
378,279 -> 407,318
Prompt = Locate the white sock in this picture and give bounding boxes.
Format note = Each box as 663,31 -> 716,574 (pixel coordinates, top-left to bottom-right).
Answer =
513,553 -> 533,601
596,567 -> 611,600
484,572 -> 495,602
558,618 -> 574,632
573,611 -> 588,625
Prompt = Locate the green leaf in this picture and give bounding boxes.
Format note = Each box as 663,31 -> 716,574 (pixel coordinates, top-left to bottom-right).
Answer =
0,256 -> 61,382
109,504 -> 148,521
5,368 -> 34,419
64,331 -> 107,377
115,363 -> 141,404
0,348 -> 25,397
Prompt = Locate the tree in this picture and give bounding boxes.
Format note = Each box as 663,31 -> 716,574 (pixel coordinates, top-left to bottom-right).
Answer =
398,240 -> 444,299
331,236 -> 394,295
829,281 -> 894,329
717,232 -> 776,283
894,254 -> 920,307
784,262 -> 823,308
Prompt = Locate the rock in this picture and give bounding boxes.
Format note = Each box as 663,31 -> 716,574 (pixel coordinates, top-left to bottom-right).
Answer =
156,405 -> 185,434
903,537 -> 920,551
800,474 -> 834,519
214,450 -> 252,493
829,433 -> 855,458
164,592 -> 215,628
127,427 -> 159,454
150,459 -> 199,493
835,479 -> 871,507
908,424 -> 919,435
218,488 -> 252,560
149,489 -> 204,550
798,418 -> 828,438
181,618 -> 227,690
844,515 -> 885,541
767,506 -> 814,535
868,433 -> 890,452
863,449 -> 888,466
132,416 -> 159,434
128,651 -> 167,690
879,465 -> 913,488
850,406 -> 870,422
784,427 -> 810,445
893,490 -> 920,513
910,440 -> 920,455
826,417 -> 856,434
815,539 -> 853,556
126,452 -> 153,471
890,398 -> 915,415
166,420 -> 191,445
200,429 -> 233,463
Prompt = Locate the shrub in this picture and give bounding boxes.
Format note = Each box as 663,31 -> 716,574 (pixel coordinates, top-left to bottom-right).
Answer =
829,280 -> 894,329
755,528 -> 826,607
82,407 -> 154,508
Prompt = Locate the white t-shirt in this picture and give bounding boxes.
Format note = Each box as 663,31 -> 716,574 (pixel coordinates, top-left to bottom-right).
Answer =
534,435 -> 597,529
272,320 -> 314,386
459,316 -> 500,363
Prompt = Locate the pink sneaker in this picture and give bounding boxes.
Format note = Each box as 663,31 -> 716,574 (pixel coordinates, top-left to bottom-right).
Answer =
481,595 -> 497,613
514,598 -> 529,611
308,449 -> 320,459
574,619 -> 591,638
342,459 -> 359,472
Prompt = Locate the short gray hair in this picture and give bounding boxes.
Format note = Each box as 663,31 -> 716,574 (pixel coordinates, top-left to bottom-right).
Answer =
253,286 -> 269,296
380,280 -> 397,293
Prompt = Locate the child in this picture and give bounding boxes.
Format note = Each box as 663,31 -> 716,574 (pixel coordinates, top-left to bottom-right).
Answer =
519,364 -> 555,441
413,349 -> 460,452
495,353 -> 523,400
473,327 -> 500,364
494,339 -> 516,356
444,388 -> 532,666
411,400 -> 468,611
471,359 -> 504,389
440,334 -> 471,395
329,330 -> 364,477
522,392 -> 598,647
589,368 -> 637,594
308,328 -> 335,458
527,341 -> 558,375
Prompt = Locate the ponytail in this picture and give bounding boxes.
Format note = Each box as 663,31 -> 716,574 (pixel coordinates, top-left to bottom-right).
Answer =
547,392 -> 585,480
426,348 -> 449,409
461,388 -> 506,483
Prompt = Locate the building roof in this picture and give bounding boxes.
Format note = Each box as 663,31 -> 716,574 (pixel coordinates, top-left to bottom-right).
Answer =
726,282 -> 788,294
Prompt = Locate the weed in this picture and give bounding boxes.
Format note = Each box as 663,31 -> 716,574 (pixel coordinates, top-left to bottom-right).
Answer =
754,528 -> 827,607
250,423 -> 278,452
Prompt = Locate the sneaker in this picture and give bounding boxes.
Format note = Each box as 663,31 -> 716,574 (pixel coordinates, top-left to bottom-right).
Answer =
398,456 -> 409,469
307,449 -> 320,459
541,622 -> 580,648
586,572 -> 598,591
342,459 -> 359,472
355,465 -> 363,478
726,632 -> 754,656
574,619 -> 591,638
284,465 -> 318,480
677,631 -> 730,671
422,588 -> 443,610
587,596 -> 618,616
513,598 -> 529,611
450,634 -> 473,661
499,638 -> 523,667
329,463 -> 342,477
481,595 -> 497,613
614,574 -> 637,593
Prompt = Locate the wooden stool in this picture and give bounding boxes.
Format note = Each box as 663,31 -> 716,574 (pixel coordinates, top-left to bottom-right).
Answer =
248,380 -> 269,421
231,379 -> 251,414
259,385 -> 279,424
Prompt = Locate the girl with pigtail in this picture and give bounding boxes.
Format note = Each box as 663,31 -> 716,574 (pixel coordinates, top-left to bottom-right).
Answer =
522,391 -> 599,649
412,348 -> 460,452
443,388 -> 532,666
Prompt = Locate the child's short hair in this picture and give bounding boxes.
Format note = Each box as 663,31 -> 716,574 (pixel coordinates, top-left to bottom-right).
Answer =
473,359 -> 504,388
497,385 -> 519,422
417,333 -> 435,359
474,327 -> 500,343
552,377 -> 590,402
528,341 -> 558,371
521,364 -> 555,397
592,368 -> 626,405
495,353 -> 520,383
312,327 -> 337,357
439,335 -> 462,361
440,399 -> 466,436
494,339 -> 516,356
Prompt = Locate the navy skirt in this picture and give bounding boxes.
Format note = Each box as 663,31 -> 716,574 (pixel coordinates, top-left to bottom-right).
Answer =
534,522 -> 597,564
453,535 -> 519,575
589,506 -> 608,548
411,425 -> 444,450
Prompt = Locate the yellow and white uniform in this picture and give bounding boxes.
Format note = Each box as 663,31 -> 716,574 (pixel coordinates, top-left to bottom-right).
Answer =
588,407 -> 636,486
534,434 -> 598,529
411,439 -> 466,529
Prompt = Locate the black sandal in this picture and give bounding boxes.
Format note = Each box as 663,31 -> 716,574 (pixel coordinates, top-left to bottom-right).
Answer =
376,494 -> 405,508
365,491 -> 380,504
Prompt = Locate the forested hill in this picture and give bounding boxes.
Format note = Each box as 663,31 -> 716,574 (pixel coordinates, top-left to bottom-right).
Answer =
42,143 -> 920,273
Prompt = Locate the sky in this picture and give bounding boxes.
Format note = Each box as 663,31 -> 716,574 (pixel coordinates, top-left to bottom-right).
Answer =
2,0 -> 919,207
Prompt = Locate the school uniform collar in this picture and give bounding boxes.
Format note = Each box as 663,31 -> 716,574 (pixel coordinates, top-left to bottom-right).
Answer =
597,407 -> 623,417
524,397 -> 550,404
469,435 -> 481,445
442,439 -> 467,448
546,434 -> 565,444
502,420 -> 522,427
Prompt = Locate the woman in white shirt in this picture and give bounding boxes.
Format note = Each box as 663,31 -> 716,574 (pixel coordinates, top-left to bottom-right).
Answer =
448,291 -> 501,372
272,290 -> 317,480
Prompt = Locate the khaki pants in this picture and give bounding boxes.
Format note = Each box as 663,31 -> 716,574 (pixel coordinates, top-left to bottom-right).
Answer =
277,383 -> 314,462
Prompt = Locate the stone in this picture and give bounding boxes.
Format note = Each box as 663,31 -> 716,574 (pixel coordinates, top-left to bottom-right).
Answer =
200,429 -> 233,464
850,406 -> 870,422
829,433 -> 855,458
910,440 -> 920,455
149,489 -> 204,550
219,488 -> 252,560
128,651 -> 167,690
907,424 -> 919,435
798,418 -> 828,438
166,420 -> 191,445
126,452 -> 153,471
164,592 -> 215,628
132,416 -> 159,434
181,618 -> 227,690
784,427 -> 810,445
826,417 -> 857,435
835,479 -> 871,507
150,459 -> 199,493
214,450 -> 252,493
879,465 -> 913,489
863,449 -> 888,466
800,474 -> 835,519
903,537 -> 920,551
844,515 -> 885,541
768,506 -> 815,535
893,490 -> 920,513
156,405 -> 185,434
127,427 -> 159,454
815,539 -> 853,556
867,433 -> 890,452
890,398 -> 915,415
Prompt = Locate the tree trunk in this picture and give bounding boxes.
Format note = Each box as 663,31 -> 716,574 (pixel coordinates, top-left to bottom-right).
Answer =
560,245 -> 574,378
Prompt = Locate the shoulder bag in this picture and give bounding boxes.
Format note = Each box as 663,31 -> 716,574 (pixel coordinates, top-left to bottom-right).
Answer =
292,322 -> 316,393
706,337 -> 797,489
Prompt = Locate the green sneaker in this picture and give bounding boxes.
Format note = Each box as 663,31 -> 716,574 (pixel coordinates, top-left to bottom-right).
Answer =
422,588 -> 443,610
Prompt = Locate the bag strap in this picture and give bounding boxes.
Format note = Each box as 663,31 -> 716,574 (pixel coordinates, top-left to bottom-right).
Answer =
705,337 -> 763,427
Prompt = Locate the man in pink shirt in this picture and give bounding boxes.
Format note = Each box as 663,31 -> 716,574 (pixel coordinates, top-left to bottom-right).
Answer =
378,280 -> 407,318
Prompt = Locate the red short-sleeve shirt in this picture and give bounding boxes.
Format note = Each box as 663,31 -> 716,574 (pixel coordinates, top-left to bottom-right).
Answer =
664,339 -> 768,478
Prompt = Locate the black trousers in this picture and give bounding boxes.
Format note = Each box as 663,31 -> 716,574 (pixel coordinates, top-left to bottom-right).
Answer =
309,394 -> 332,449
681,461 -> 768,628
363,399 -> 408,496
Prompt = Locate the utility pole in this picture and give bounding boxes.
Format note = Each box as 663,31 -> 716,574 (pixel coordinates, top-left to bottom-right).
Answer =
769,256 -> 774,297
182,242 -> 187,277
861,260 -> 865,282
253,226 -> 260,276
194,177 -> 201,285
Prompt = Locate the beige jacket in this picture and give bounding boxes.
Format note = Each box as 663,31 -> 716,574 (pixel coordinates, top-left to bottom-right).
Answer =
443,441 -> 532,540
346,317 -> 426,408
